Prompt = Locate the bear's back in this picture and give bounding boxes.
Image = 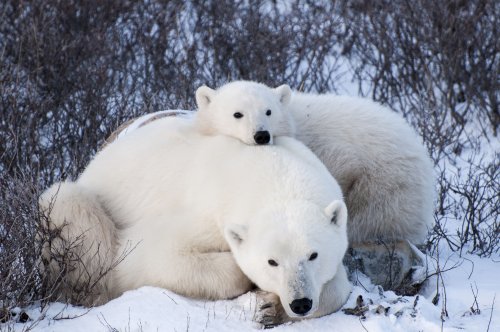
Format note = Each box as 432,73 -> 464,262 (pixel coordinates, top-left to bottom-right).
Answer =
77,117 -> 342,229
288,93 -> 424,156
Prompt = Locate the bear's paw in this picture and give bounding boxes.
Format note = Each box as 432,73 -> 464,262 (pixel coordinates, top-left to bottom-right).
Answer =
253,291 -> 291,328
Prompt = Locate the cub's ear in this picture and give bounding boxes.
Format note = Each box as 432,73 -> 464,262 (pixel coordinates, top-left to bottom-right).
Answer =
195,85 -> 216,111
224,223 -> 248,248
274,84 -> 291,105
324,200 -> 348,227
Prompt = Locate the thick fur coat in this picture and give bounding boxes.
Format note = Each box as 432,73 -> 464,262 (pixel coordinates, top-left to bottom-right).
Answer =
195,81 -> 435,245
40,117 -> 351,320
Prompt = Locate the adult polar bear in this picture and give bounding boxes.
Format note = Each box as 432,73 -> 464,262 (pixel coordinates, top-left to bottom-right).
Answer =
195,81 -> 435,245
40,116 -> 351,321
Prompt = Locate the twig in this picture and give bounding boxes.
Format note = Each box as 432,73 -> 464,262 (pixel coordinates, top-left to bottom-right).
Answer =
163,291 -> 178,305
52,307 -> 92,320
469,283 -> 480,315
486,294 -> 496,332
358,316 -> 369,332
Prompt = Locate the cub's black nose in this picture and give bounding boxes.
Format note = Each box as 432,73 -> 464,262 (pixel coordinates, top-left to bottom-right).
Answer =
254,131 -> 271,145
289,298 -> 312,315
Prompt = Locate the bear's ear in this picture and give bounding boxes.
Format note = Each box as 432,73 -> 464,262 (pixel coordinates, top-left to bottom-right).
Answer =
224,223 -> 248,248
324,200 -> 348,227
196,85 -> 216,111
274,84 -> 291,105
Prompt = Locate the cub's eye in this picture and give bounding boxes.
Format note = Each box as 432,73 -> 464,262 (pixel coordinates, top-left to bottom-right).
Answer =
233,112 -> 244,119
266,109 -> 272,116
309,252 -> 318,261
268,259 -> 278,267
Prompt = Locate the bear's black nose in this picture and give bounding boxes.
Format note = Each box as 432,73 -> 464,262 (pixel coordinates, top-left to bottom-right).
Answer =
289,298 -> 312,315
254,131 -> 271,145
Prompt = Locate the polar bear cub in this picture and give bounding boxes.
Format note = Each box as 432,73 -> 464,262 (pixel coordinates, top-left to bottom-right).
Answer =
196,82 -> 295,145
195,81 -> 435,245
40,117 -> 351,321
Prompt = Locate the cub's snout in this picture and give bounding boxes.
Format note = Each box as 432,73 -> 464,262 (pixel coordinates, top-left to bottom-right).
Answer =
254,130 -> 271,145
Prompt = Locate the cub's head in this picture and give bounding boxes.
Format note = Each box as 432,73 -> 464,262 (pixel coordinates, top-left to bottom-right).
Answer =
224,200 -> 348,318
195,81 -> 294,145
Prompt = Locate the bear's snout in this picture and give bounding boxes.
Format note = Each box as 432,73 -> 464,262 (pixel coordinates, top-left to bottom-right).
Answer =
289,298 -> 313,315
254,131 -> 271,145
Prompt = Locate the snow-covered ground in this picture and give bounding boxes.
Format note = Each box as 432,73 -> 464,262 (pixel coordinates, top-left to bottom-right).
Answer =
7,244 -> 498,332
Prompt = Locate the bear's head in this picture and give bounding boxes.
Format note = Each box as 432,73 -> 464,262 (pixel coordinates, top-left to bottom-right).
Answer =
195,81 -> 295,145
224,199 -> 348,318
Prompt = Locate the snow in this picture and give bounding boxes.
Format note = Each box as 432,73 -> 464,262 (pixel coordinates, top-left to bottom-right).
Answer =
8,246 -> 497,332
438,252 -> 498,330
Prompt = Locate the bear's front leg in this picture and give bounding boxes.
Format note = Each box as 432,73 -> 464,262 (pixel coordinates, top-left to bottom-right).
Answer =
254,291 -> 290,328
255,264 -> 351,327
174,251 -> 253,300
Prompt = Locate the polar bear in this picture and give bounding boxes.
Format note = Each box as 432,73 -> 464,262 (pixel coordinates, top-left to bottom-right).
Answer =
195,81 -> 435,245
195,83 -> 295,145
40,116 -> 351,322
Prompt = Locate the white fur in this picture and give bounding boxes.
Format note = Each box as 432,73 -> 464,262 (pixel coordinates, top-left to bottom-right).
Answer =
195,81 -> 295,145
40,117 -> 351,319
39,182 -> 117,306
194,81 -> 435,245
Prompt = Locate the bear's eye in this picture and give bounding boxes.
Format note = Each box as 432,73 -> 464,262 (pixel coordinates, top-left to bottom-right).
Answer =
309,252 -> 318,261
233,112 -> 244,119
266,109 -> 272,116
268,259 -> 278,267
